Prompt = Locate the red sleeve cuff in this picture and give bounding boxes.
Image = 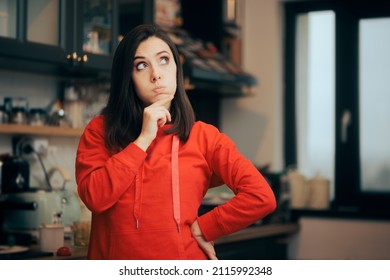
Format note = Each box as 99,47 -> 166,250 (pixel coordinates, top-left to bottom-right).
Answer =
197,208 -> 225,241
114,142 -> 147,169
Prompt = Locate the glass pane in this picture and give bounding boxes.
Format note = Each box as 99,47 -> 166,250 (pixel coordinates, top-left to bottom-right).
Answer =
83,0 -> 112,55
0,0 -> 17,38
295,11 -> 335,199
359,17 -> 390,193
118,0 -> 143,39
27,0 -> 60,45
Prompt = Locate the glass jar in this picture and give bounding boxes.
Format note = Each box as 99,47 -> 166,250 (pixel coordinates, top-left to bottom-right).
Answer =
0,105 -> 9,124
29,108 -> 47,126
10,107 -> 28,124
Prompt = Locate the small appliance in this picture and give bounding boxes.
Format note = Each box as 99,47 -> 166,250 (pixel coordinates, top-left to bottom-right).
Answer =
0,154 -> 30,194
1,164 -> 81,232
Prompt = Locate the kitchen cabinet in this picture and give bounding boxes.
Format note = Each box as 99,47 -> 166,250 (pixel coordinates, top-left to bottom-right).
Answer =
215,223 -> 299,260
72,0 -> 118,74
0,0 -> 71,75
0,0 -> 153,77
181,0 -> 241,65
117,0 -> 154,36
0,0 -> 87,75
179,0 -> 256,96
176,0 -> 257,128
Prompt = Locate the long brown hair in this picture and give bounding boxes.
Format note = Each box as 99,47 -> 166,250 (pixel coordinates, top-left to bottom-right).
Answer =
101,24 -> 195,152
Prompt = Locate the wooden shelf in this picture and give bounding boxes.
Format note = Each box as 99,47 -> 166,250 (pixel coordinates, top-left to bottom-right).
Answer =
0,124 -> 84,137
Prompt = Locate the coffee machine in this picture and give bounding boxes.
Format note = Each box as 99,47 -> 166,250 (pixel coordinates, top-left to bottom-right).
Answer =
0,151 -> 80,244
0,153 -> 35,244
1,154 -> 30,193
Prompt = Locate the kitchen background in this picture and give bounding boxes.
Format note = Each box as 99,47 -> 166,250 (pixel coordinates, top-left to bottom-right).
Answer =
0,0 -> 389,259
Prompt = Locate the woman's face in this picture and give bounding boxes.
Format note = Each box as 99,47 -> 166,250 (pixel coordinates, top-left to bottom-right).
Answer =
132,36 -> 177,108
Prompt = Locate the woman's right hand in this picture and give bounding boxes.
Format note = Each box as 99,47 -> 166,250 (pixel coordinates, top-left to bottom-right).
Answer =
191,220 -> 218,260
134,95 -> 172,151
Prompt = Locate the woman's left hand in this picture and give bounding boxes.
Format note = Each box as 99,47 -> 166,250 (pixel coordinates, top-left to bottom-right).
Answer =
191,220 -> 218,260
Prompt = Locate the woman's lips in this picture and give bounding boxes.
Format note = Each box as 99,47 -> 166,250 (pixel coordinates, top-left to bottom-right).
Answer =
153,86 -> 166,94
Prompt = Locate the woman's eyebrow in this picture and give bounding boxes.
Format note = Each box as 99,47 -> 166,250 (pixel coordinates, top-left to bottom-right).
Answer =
134,50 -> 170,61
133,55 -> 145,61
157,50 -> 170,56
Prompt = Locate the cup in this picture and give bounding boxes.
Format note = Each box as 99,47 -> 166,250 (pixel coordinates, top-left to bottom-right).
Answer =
73,221 -> 91,247
39,224 -> 64,252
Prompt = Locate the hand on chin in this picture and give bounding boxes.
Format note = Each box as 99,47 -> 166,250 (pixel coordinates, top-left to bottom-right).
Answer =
154,93 -> 173,109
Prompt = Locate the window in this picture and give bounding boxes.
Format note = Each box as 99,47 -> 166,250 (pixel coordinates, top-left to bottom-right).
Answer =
295,11 -> 335,199
283,0 -> 390,217
359,17 -> 390,193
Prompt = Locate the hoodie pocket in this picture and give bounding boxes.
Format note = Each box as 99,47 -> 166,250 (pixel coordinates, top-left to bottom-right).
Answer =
108,228 -> 182,260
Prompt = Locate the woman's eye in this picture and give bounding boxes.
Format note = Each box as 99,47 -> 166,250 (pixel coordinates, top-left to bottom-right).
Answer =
136,62 -> 147,70
161,57 -> 169,65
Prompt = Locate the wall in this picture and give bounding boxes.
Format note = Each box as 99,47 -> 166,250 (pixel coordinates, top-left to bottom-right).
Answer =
288,217 -> 390,259
220,0 -> 284,171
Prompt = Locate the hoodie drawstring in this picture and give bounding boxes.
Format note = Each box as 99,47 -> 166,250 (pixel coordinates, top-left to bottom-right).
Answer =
133,165 -> 143,229
133,135 -> 181,232
171,135 -> 181,232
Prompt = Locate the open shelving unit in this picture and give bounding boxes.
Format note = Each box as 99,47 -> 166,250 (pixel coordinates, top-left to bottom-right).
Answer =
0,124 -> 84,137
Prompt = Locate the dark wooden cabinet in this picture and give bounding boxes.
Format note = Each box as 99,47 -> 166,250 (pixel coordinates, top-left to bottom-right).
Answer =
179,0 -> 257,128
216,236 -> 288,260
71,0 -> 118,74
214,223 -> 299,260
181,0 -> 240,62
0,0 -> 72,74
181,0 -> 225,51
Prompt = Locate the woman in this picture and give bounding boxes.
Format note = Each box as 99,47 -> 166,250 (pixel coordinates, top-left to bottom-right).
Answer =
75,24 -> 276,260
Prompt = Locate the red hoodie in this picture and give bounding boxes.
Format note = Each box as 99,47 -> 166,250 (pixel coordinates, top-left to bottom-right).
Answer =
75,116 -> 276,259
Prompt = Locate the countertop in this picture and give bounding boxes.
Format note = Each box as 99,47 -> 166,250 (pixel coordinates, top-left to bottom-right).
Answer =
214,222 -> 299,245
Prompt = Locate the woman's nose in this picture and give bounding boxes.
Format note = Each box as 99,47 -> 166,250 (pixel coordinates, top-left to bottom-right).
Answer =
151,67 -> 161,82
152,75 -> 161,82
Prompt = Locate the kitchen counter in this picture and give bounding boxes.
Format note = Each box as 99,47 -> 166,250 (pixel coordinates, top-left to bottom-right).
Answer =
32,223 -> 299,260
215,222 -> 299,245
29,242 -> 88,260
0,240 -> 88,260
0,223 -> 299,260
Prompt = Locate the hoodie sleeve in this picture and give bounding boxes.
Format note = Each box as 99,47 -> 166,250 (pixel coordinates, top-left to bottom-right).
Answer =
196,124 -> 277,241
75,116 -> 147,213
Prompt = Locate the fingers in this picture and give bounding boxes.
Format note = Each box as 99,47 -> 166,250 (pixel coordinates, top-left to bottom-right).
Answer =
149,94 -> 174,109
204,243 -> 218,260
146,96 -> 172,122
196,237 -> 218,260
191,220 -> 218,260
145,106 -> 171,126
137,101 -> 171,143
134,96 -> 173,151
